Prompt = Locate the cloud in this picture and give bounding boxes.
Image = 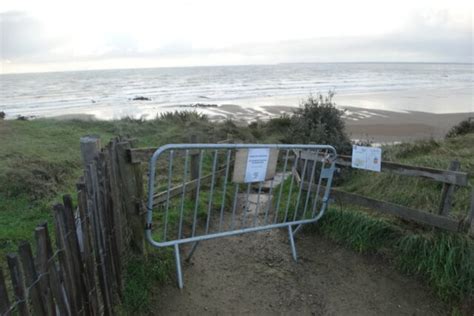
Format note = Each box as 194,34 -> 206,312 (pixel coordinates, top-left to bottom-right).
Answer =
0,11 -> 57,60
0,6 -> 472,73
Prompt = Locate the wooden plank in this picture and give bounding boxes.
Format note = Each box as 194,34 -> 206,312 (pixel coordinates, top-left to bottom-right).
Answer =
35,223 -> 70,316
87,161 -> 113,315
0,268 -> 11,315
80,135 -> 101,168
6,254 -> 29,316
77,189 -> 99,314
62,195 -> 87,314
153,167 -> 227,205
438,160 -> 461,215
116,141 -> 145,255
18,241 -> 47,316
53,203 -> 78,315
190,135 -> 199,181
127,138 -> 231,164
469,189 -> 474,237
299,151 -> 468,186
98,151 -> 122,301
327,187 -> 461,232
127,147 -> 199,164
106,140 -> 125,257
33,224 -> 56,316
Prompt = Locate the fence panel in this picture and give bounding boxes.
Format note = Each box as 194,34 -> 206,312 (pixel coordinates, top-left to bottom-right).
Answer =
146,143 -> 337,288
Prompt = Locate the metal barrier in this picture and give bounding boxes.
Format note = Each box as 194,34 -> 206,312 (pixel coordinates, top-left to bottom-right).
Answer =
146,144 -> 337,288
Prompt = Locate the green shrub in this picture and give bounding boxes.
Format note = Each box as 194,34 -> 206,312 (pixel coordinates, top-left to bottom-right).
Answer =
446,118 -> 474,138
284,92 -> 351,154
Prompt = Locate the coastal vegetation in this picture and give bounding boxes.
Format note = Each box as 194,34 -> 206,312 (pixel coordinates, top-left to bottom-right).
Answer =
0,96 -> 472,313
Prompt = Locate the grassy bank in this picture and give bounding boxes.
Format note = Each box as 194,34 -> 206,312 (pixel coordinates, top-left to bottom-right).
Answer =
0,114 -> 472,313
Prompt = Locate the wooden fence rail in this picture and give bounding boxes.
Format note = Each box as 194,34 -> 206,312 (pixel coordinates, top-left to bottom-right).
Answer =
294,150 -> 473,234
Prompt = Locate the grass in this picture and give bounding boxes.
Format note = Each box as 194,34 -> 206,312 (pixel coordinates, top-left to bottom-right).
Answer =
310,206 -> 474,306
1,115 -> 473,313
0,114 -> 257,258
121,249 -> 174,314
339,134 -> 474,219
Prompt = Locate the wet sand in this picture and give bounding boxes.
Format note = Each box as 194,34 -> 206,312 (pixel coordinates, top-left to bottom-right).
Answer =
41,87 -> 472,143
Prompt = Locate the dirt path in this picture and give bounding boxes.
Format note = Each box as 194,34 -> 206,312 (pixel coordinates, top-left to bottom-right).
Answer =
150,227 -> 446,315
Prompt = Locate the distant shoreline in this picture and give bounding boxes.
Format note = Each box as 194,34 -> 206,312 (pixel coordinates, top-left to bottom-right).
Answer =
5,103 -> 469,144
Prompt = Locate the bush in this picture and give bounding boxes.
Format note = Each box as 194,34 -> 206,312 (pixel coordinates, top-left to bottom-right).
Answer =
284,92 -> 351,154
446,118 -> 474,138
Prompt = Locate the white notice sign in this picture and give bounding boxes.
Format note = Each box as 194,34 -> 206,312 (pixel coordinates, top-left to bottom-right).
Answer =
245,148 -> 270,182
351,145 -> 382,172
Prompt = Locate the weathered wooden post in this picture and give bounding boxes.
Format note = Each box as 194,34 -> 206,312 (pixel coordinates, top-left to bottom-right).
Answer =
0,268 -> 10,315
80,135 -> 101,167
6,254 -> 29,316
115,140 -> 145,255
190,134 -> 199,181
469,189 -> 474,237
438,160 -> 460,216
18,241 -> 47,316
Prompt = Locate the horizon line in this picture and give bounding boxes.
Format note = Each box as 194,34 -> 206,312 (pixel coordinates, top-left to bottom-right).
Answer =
1,60 -> 472,76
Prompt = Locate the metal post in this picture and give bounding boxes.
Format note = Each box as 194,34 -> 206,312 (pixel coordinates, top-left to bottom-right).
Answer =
287,225 -> 297,262
174,244 -> 184,289
185,241 -> 200,262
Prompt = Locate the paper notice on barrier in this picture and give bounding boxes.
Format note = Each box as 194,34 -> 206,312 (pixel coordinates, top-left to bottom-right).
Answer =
244,148 -> 270,182
351,145 -> 382,172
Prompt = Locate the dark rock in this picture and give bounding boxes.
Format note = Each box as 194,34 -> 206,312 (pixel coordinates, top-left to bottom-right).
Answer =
0,111 -> 5,120
132,96 -> 151,101
17,115 -> 28,121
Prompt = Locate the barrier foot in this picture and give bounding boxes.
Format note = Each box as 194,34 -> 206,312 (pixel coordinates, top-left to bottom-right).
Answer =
185,241 -> 200,262
293,223 -> 303,236
174,244 -> 184,289
288,225 -> 298,262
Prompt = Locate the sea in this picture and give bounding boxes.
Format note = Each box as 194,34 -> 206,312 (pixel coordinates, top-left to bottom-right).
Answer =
0,63 -> 472,120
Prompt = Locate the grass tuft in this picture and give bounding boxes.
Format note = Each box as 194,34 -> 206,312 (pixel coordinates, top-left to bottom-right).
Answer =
396,233 -> 474,301
123,249 -> 174,313
312,207 -> 474,305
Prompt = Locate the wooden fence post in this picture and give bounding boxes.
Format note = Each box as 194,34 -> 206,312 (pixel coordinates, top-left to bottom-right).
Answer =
18,241 -> 47,316
35,223 -> 70,315
438,160 -> 460,216
190,134 -> 199,181
0,268 -> 10,315
469,189 -> 474,237
80,135 -> 101,168
115,141 -> 145,255
33,224 -> 56,316
53,203 -> 78,314
6,254 -> 29,316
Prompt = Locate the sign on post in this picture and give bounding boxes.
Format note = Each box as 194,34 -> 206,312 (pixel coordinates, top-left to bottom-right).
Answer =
232,148 -> 279,183
351,145 -> 382,172
244,148 -> 270,182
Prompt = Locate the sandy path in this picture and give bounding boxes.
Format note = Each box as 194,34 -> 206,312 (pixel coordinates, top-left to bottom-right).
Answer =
150,228 -> 446,315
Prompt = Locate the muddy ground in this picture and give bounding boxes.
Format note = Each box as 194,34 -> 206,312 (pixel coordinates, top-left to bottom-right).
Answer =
150,227 -> 446,315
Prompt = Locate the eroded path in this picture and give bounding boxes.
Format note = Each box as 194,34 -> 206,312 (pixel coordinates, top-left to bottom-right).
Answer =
151,228 -> 446,315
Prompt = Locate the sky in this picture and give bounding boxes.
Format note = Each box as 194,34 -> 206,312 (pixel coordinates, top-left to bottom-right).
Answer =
0,0 -> 472,73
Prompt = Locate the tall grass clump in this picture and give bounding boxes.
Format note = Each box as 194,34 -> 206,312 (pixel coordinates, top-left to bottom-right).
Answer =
312,206 -> 474,305
396,233 -> 474,301
123,250 -> 173,313
316,207 -> 399,252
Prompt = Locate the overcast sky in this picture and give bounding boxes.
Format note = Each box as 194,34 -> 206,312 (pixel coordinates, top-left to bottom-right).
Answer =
0,0 -> 472,73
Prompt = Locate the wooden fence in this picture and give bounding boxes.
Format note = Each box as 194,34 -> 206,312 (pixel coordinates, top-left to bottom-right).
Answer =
0,137 -> 144,315
294,150 -> 474,235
